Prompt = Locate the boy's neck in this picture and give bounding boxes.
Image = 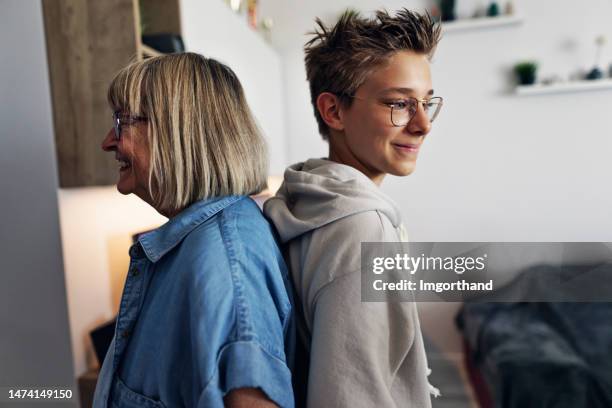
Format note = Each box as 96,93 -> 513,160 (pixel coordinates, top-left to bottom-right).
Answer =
328,144 -> 385,186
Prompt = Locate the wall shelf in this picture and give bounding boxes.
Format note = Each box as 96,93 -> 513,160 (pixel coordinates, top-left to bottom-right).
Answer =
442,15 -> 524,33
516,79 -> 612,96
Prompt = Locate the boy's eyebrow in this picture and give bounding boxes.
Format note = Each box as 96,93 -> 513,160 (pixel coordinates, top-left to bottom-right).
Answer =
378,87 -> 435,96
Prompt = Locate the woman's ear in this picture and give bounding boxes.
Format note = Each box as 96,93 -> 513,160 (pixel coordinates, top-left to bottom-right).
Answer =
316,92 -> 345,132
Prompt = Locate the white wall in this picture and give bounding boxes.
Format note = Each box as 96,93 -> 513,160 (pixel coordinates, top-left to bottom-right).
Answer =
259,0 -> 612,356
180,0 -> 288,175
0,0 -> 75,399
399,0 -> 612,243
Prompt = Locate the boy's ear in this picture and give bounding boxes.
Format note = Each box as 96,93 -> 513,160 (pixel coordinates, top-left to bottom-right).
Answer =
316,92 -> 345,132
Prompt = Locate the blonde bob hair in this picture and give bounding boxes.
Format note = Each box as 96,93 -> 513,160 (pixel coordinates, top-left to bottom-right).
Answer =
108,52 -> 268,213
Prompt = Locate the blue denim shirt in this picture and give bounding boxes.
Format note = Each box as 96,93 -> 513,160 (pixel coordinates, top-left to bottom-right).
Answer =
93,196 -> 295,408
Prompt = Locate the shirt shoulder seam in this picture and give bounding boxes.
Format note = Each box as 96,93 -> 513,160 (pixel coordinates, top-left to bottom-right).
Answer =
218,207 -> 254,343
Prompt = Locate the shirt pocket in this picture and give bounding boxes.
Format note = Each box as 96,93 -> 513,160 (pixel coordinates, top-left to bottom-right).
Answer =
109,376 -> 166,408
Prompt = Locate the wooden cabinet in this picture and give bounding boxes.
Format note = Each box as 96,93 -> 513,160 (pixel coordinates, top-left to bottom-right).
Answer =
42,0 -> 179,187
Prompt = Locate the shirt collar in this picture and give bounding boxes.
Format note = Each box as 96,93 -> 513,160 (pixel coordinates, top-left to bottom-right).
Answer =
138,195 -> 244,263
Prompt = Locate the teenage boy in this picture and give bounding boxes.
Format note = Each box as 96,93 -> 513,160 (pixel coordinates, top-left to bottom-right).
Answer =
264,9 -> 443,408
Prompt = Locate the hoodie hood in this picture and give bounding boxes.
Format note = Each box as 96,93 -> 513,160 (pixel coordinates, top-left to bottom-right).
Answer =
263,158 -> 403,244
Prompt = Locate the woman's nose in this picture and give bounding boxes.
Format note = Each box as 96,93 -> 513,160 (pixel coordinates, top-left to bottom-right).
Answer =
101,129 -> 117,151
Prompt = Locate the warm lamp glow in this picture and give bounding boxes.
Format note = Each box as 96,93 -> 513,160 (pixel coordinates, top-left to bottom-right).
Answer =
251,175 -> 284,208
264,175 -> 283,196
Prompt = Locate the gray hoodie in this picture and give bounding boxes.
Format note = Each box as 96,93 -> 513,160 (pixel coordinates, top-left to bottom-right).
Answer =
264,158 -> 437,408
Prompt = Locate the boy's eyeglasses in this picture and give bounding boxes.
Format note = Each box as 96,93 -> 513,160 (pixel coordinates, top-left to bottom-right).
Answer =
346,95 -> 443,127
112,111 -> 148,140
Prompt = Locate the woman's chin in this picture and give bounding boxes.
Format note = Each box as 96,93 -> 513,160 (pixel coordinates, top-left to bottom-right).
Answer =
116,181 -> 133,195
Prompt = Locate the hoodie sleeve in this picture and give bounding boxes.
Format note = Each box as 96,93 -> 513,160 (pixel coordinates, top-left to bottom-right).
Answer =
302,212 -> 432,408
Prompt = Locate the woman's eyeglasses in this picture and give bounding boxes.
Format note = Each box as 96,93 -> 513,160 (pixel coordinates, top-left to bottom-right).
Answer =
112,111 -> 148,140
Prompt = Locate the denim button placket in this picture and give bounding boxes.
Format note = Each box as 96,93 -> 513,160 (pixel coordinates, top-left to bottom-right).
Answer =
112,257 -> 147,370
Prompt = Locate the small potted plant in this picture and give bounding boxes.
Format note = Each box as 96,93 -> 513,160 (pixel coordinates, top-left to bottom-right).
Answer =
514,61 -> 538,85
585,35 -> 607,80
487,1 -> 500,17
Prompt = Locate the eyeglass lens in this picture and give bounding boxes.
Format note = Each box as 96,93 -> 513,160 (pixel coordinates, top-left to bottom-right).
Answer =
391,98 -> 442,126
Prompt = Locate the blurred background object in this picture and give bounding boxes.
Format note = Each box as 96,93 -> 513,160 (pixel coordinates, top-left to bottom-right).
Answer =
486,1 -> 500,17
513,60 -> 538,85
440,0 -> 457,21
586,35 -> 607,80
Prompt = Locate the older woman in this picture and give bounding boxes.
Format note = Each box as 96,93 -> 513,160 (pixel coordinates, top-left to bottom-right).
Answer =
93,53 -> 294,408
